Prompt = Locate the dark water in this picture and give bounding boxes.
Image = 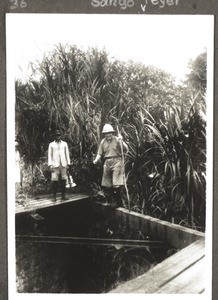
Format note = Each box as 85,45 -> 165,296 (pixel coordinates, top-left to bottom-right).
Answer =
17,241 -> 167,293
16,201 -> 173,293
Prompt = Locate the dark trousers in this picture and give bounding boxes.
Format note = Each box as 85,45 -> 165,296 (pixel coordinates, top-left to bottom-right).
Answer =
52,180 -> 67,200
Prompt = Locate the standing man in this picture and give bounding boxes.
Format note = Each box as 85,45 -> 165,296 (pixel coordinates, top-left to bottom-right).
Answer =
93,124 -> 128,207
48,130 -> 71,201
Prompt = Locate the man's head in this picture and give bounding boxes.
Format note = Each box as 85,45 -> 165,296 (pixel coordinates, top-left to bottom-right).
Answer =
102,124 -> 115,141
54,130 -> 62,142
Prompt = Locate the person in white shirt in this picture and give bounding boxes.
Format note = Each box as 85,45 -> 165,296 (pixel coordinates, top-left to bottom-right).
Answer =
48,130 -> 70,201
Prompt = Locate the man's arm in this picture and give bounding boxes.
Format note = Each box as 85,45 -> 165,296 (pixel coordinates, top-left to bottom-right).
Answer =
48,143 -> 52,166
117,135 -> 128,154
65,143 -> 71,166
93,154 -> 101,164
93,140 -> 103,164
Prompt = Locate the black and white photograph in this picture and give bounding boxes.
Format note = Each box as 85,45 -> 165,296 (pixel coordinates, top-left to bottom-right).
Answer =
6,13 -> 213,298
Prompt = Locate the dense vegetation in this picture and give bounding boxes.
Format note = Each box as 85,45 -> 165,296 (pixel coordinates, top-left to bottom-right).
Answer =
15,45 -> 207,230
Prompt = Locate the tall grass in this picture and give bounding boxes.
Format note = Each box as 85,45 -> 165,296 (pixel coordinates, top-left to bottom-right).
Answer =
120,92 -> 206,229
16,45 -> 207,229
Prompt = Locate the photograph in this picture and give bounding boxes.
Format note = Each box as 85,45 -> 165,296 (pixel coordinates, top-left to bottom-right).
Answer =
6,13 -> 214,298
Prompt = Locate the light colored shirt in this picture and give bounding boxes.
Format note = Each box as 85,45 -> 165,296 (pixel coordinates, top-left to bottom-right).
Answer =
48,140 -> 70,167
98,136 -> 128,158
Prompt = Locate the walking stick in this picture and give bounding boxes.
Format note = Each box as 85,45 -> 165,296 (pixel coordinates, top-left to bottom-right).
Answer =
116,125 -> 130,211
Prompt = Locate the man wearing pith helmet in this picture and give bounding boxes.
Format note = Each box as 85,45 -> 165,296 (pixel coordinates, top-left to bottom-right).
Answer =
93,124 -> 128,207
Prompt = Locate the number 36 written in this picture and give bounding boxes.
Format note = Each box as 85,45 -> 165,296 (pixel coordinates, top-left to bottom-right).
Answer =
10,0 -> 27,9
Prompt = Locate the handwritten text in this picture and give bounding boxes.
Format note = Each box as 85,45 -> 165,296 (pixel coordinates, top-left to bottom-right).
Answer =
91,0 -> 135,10
10,0 -> 27,9
141,0 -> 179,11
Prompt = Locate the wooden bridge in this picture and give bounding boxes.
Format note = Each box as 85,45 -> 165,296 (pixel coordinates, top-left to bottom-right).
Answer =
15,194 -> 207,294
109,239 -> 205,293
15,193 -> 90,214
96,203 -> 206,294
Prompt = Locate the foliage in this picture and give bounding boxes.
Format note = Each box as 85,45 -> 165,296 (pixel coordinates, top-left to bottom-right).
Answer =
185,51 -> 207,94
15,45 -> 207,230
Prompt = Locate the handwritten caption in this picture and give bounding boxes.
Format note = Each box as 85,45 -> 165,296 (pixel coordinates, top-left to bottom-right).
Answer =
91,0 -> 179,11
9,0 -> 179,11
141,0 -> 179,11
9,0 -> 27,9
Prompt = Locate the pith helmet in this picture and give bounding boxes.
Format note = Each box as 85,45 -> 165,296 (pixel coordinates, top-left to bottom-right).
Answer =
102,124 -> 115,134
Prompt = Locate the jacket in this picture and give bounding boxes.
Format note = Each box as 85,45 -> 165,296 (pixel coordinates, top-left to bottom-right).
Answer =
98,136 -> 128,158
48,140 -> 70,168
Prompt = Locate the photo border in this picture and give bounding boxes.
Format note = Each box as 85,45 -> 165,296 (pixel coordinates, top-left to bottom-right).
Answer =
0,1 -> 217,299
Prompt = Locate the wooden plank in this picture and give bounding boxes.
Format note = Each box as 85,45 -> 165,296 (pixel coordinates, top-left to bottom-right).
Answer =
16,235 -> 167,248
109,239 -> 205,293
16,193 -> 90,214
178,273 -> 204,294
156,256 -> 205,293
93,205 -> 205,250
